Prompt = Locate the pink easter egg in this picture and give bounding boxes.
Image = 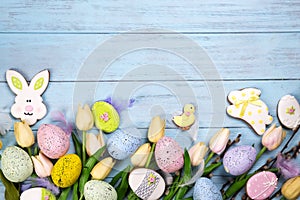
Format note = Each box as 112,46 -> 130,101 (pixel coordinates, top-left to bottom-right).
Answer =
37,124 -> 70,159
246,171 -> 278,200
155,136 -> 184,173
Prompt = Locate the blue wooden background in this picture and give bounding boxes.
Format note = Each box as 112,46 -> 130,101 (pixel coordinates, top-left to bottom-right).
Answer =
0,1 -> 300,199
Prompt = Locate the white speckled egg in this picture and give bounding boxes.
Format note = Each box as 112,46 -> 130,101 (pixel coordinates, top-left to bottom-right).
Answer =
84,180 -> 117,200
129,168 -> 165,200
107,128 -> 144,160
223,145 -> 257,176
193,177 -> 222,200
37,124 -> 70,159
20,187 -> 56,200
1,146 -> 33,182
155,136 -> 184,173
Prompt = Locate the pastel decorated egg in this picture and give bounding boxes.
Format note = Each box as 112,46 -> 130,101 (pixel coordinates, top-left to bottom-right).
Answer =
129,168 -> 165,200
193,177 -> 222,200
84,180 -> 117,200
246,171 -> 278,200
223,145 -> 257,176
37,124 -> 70,159
107,128 -> 144,160
1,146 -> 33,182
20,187 -> 56,200
155,136 -> 184,173
92,101 -> 120,133
51,154 -> 82,188
277,95 -> 300,130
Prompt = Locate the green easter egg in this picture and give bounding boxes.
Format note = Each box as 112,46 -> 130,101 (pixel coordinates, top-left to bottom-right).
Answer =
92,101 -> 120,133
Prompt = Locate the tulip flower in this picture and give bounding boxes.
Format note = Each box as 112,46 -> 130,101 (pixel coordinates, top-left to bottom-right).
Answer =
86,131 -> 105,156
209,128 -> 230,155
262,124 -> 286,151
148,116 -> 165,143
31,152 -> 53,178
131,143 -> 151,167
188,142 -> 208,166
90,157 -> 116,180
281,176 -> 300,200
14,121 -> 34,148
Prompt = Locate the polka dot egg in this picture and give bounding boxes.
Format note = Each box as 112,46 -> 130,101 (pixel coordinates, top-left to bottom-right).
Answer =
1,146 -> 33,182
51,154 -> 82,188
84,180 -> 117,200
107,128 -> 144,160
193,177 -> 222,200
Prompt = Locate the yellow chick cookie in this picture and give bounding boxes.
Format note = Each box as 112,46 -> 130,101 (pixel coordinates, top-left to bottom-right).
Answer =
172,104 -> 195,130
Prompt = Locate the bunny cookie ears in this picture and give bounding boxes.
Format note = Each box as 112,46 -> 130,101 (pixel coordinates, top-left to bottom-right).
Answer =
6,70 -> 50,125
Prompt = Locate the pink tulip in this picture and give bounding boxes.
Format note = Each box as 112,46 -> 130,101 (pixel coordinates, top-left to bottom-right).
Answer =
209,128 -> 230,155
31,152 -> 53,178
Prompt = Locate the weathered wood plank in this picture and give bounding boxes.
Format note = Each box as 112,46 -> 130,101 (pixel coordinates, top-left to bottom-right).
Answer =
1,1 -> 300,32
0,33 -> 300,81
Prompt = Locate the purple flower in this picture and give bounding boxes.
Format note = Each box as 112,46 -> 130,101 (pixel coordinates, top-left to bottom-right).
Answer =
51,111 -> 73,136
104,97 -> 135,114
21,177 -> 60,195
275,153 -> 300,179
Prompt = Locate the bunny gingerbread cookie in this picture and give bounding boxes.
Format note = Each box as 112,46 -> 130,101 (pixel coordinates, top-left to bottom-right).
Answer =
6,70 -> 50,125
226,88 -> 273,135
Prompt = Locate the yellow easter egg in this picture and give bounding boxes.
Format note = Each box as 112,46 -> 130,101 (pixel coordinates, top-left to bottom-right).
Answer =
51,154 -> 82,188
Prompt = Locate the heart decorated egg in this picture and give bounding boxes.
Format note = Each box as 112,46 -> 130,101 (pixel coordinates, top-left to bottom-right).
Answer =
1,146 -> 33,182
129,168 -> 165,200
37,124 -> 70,159
193,177 -> 222,200
20,187 -> 56,200
107,128 -> 144,160
223,145 -> 257,176
155,136 -> 184,173
84,180 -> 117,200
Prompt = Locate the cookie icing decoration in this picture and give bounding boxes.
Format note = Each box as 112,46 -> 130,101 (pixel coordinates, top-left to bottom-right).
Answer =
172,104 -> 195,130
277,95 -> 300,131
226,88 -> 273,135
6,69 -> 50,125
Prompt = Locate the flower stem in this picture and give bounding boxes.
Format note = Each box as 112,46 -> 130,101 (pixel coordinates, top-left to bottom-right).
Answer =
204,151 -> 215,165
145,143 -> 156,168
82,131 -> 87,165
27,147 -> 32,157
256,146 -> 267,161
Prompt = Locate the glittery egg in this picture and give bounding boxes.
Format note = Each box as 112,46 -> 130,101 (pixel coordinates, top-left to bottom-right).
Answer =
51,154 -> 82,188
20,187 -> 56,200
92,101 -> 120,133
37,124 -> 70,159
223,145 -> 257,176
107,128 -> 144,160
129,168 -> 165,200
193,177 -> 222,200
84,180 -> 117,200
1,146 -> 33,182
155,136 -> 184,173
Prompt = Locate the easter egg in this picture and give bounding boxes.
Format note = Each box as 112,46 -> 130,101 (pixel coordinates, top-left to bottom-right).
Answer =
277,95 -> 300,130
193,177 -> 222,200
246,171 -> 278,200
20,187 -> 56,200
107,128 -> 144,160
129,168 -> 165,200
1,146 -> 33,182
155,136 -> 184,173
84,180 -> 117,200
37,124 -> 70,159
92,101 -> 120,133
51,154 -> 81,188
223,145 -> 257,176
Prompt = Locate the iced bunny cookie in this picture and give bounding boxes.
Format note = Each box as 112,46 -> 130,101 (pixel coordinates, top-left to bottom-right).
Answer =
226,88 -> 273,135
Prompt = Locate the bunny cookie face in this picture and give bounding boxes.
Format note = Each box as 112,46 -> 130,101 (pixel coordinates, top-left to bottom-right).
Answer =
226,88 -> 273,135
6,70 -> 50,125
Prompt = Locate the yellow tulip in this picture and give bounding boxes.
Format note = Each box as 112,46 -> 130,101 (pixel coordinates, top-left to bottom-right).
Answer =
86,131 -> 105,156
281,176 -> 300,200
90,157 -> 116,180
148,116 -> 165,143
76,104 -> 94,131
188,142 -> 208,166
262,124 -> 286,151
209,128 -> 230,155
31,152 -> 53,178
131,143 -> 151,167
14,121 -> 34,148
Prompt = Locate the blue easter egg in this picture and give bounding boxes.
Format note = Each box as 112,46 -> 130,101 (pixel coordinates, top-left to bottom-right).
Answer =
193,177 -> 222,200
107,128 -> 144,160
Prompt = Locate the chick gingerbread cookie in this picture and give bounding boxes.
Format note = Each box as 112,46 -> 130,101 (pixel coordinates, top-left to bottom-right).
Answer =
172,104 -> 195,130
226,88 -> 273,135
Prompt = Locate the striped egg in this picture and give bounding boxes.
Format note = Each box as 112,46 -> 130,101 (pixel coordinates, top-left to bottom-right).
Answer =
84,180 -> 117,200
1,146 -> 33,182
37,124 -> 70,159
51,154 -> 81,188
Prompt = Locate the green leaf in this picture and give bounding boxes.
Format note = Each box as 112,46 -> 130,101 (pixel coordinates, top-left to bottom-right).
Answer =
0,169 -> 19,200
34,77 -> 44,90
11,76 -> 22,90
